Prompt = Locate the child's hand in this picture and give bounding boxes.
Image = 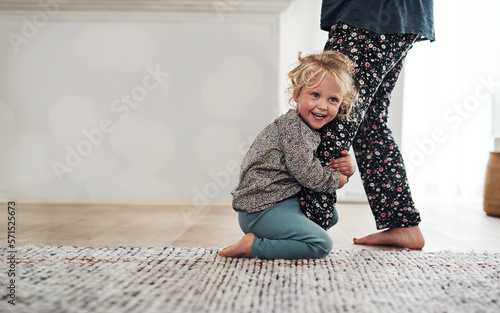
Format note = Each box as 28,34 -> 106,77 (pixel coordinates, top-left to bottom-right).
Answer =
329,150 -> 356,178
338,174 -> 348,189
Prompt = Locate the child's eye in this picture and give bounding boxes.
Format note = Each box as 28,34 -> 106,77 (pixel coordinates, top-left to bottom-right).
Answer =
329,97 -> 339,103
312,92 -> 320,98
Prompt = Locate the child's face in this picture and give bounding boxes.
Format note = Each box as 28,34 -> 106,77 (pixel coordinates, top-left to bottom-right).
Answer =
294,74 -> 342,130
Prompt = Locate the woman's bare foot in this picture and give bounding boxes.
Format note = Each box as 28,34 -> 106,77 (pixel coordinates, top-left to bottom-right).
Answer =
219,233 -> 256,258
353,226 -> 425,250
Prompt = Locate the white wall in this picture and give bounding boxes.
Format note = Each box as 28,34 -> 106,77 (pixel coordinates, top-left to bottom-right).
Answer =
1,0 -> 405,204
401,0 -> 500,200
0,1 -> 287,204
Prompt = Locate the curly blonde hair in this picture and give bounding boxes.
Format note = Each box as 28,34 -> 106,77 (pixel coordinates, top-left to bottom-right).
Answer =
287,51 -> 358,120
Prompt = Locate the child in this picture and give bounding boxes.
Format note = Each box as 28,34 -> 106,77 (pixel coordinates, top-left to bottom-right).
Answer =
219,51 -> 358,260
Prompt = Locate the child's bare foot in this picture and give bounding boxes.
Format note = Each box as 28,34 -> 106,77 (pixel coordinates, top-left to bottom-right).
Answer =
218,233 -> 256,258
353,226 -> 425,250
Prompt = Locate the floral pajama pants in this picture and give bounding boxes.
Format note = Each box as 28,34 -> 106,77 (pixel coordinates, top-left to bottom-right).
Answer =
298,22 -> 422,230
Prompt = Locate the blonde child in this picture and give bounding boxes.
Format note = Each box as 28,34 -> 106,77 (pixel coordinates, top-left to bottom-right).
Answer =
219,51 -> 358,259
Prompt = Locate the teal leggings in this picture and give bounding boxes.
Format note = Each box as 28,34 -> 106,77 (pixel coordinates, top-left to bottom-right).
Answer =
238,197 -> 337,260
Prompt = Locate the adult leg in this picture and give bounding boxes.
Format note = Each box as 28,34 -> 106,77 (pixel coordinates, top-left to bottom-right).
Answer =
299,22 -> 424,248
353,61 -> 420,229
220,197 -> 334,260
351,62 -> 424,249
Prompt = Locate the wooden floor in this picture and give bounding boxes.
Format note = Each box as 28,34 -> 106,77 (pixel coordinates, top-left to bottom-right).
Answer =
3,199 -> 500,253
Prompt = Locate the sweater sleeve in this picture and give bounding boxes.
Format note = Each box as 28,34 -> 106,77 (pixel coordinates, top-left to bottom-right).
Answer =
276,112 -> 340,193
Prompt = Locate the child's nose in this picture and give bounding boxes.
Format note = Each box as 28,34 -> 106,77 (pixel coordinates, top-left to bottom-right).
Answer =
318,102 -> 328,110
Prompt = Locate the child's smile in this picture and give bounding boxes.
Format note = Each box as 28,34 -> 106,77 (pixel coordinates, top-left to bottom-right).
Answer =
295,74 -> 343,130
311,112 -> 327,120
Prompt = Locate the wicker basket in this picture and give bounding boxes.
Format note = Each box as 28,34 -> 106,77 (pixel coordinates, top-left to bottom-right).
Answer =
484,152 -> 500,217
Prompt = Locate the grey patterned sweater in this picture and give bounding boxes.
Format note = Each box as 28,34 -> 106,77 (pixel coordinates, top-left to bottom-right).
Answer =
232,110 -> 341,213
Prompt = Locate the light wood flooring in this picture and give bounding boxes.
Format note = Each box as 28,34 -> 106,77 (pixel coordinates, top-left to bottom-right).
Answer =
2,199 -> 500,253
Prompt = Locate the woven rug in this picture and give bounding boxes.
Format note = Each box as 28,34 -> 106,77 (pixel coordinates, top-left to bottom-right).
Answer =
1,246 -> 499,313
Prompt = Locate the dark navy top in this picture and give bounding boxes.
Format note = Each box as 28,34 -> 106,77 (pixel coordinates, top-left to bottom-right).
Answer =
321,0 -> 435,41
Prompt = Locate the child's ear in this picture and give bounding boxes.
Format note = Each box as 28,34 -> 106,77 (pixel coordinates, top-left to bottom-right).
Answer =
293,88 -> 301,103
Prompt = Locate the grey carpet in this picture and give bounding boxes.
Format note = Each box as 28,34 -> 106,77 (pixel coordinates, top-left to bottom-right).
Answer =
1,246 -> 499,313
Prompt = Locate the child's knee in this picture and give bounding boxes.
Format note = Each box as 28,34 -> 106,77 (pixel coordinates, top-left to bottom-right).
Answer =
313,233 -> 333,258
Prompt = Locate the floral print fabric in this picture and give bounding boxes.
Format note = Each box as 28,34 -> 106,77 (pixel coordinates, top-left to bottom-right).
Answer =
298,22 -> 422,230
